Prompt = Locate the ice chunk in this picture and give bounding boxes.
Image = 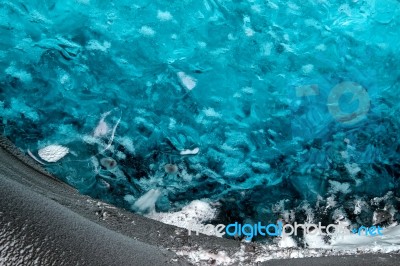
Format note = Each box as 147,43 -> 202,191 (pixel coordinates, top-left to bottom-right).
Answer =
177,72 -> 197,90
180,147 -> 199,155
94,120 -> 109,137
147,200 -> 217,235
132,189 -> 161,213
38,145 -> 69,163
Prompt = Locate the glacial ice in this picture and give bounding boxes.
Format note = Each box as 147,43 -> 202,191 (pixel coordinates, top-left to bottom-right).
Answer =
37,144 -> 69,162
0,0 -> 400,246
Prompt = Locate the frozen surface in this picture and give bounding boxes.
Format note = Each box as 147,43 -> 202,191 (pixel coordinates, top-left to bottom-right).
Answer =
0,0 -> 400,247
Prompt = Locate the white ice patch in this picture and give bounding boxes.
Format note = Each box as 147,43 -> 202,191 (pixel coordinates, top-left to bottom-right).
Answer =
86,40 -> 111,52
147,200 -> 217,235
203,107 -> 222,118
329,180 -> 351,194
353,199 -> 363,215
177,72 -> 197,90
278,236 -> 297,248
132,189 -> 161,213
301,64 -> 314,74
180,147 -> 200,155
169,118 -> 177,129
38,145 -> 69,162
139,26 -> 155,36
304,233 -> 329,249
94,119 -> 109,137
157,10 -> 173,21
345,162 -> 361,176
244,27 -> 255,36
326,195 -> 337,209
59,73 -> 70,85
94,111 -> 111,137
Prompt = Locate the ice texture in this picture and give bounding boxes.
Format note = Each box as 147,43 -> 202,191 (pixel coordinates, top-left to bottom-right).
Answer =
0,0 -> 400,243
37,144 -> 69,162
